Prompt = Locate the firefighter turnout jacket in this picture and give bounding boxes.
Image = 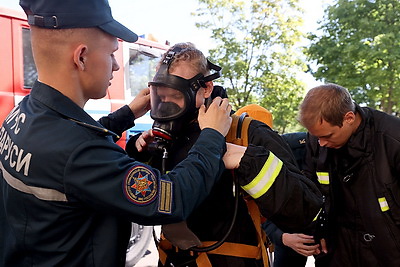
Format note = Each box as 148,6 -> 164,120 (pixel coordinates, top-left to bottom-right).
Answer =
303,104 -> 400,267
0,81 -> 229,266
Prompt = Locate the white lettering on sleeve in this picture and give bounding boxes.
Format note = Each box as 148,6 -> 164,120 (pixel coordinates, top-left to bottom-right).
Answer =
0,126 -> 32,177
16,148 -> 32,176
5,107 -> 26,135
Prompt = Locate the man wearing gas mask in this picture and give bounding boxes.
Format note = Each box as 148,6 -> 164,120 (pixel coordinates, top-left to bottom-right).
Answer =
126,43 -> 324,266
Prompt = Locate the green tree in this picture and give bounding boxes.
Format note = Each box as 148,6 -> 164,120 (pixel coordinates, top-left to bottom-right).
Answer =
307,0 -> 400,115
193,0 -> 308,133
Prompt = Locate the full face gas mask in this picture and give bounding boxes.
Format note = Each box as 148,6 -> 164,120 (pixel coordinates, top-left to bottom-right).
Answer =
148,47 -> 222,151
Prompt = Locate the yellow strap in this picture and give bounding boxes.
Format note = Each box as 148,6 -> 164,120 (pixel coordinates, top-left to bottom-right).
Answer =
226,114 -> 240,145
240,116 -> 252,146
158,236 -> 264,266
157,238 -> 172,265
245,199 -> 270,266
226,114 -> 253,146
195,252 -> 213,267
201,241 -> 261,258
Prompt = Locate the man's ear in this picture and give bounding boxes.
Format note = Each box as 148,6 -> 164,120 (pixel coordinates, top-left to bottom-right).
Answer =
203,81 -> 214,98
73,44 -> 88,71
344,111 -> 356,125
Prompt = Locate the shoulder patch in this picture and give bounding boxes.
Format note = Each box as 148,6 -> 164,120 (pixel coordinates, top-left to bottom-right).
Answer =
123,165 -> 157,205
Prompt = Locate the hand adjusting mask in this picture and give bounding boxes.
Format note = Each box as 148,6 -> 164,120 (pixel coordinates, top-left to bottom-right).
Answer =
148,47 -> 221,148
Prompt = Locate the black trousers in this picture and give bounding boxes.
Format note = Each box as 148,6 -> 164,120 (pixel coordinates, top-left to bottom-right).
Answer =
273,244 -> 308,267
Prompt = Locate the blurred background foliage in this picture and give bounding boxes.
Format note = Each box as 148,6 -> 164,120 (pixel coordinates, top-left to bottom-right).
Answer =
193,0 -> 400,133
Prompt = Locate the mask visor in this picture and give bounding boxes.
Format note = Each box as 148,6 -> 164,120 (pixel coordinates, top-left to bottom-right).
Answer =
150,85 -> 188,121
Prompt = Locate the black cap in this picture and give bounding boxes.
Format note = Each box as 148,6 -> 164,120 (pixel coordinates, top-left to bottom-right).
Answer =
19,0 -> 138,43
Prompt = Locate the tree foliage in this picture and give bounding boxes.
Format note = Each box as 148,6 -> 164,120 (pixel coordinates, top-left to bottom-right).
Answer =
307,0 -> 400,115
193,0 -> 308,133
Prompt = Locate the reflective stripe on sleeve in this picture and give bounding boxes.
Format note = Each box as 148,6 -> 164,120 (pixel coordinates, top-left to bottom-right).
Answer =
316,172 -> 329,185
378,197 -> 389,212
0,161 -> 67,202
241,152 -> 283,199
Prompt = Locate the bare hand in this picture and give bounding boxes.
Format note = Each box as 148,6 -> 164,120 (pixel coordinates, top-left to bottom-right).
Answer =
135,130 -> 154,152
198,97 -> 232,136
128,88 -> 151,119
223,143 -> 246,169
319,238 -> 328,254
282,233 -> 320,257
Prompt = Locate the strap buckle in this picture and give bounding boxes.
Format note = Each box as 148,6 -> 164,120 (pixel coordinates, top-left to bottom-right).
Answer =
29,15 -> 59,28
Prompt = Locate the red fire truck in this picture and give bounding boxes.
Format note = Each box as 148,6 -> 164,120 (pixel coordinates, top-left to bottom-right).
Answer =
0,6 -> 168,147
0,6 -> 168,266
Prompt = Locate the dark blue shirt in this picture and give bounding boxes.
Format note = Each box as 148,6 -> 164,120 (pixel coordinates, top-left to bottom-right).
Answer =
0,81 -> 226,266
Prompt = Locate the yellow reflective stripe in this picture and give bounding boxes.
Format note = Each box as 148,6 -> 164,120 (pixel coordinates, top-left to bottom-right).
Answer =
316,172 -> 329,185
242,152 -> 283,199
313,208 -> 322,221
378,197 -> 389,212
0,161 -> 67,202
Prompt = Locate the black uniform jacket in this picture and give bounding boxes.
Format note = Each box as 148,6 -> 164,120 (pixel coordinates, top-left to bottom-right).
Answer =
127,118 -> 323,265
0,81 -> 228,267
303,105 -> 400,266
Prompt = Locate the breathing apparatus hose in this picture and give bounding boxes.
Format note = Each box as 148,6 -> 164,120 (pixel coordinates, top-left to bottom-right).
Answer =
162,147 -> 168,175
189,170 -> 240,252
152,147 -> 169,247
152,147 -> 240,253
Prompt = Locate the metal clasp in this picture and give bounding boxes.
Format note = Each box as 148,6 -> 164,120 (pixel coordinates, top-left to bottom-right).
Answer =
52,16 -> 58,28
343,173 -> 353,183
363,233 -> 375,242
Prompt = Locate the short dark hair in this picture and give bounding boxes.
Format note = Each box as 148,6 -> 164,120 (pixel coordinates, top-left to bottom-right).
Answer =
299,83 -> 355,128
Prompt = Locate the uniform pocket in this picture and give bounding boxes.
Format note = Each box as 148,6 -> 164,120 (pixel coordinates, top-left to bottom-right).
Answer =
385,180 -> 400,225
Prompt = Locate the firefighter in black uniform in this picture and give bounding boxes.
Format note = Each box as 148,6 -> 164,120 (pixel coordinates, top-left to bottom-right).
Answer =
299,83 -> 400,267
262,133 -> 317,267
0,1 -> 265,266
126,43 -> 324,266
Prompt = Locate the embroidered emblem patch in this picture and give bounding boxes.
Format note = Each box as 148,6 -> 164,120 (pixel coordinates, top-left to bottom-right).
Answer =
124,165 -> 157,205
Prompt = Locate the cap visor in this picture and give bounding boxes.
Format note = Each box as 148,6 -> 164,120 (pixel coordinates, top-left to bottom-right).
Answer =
99,20 -> 138,43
